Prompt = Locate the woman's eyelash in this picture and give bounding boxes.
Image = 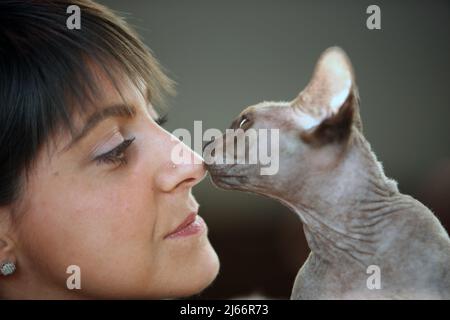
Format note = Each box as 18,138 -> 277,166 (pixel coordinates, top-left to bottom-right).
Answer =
95,137 -> 135,166
155,114 -> 168,126
93,113 -> 167,167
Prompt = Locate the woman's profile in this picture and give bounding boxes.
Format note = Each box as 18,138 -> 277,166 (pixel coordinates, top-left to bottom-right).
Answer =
0,0 -> 219,299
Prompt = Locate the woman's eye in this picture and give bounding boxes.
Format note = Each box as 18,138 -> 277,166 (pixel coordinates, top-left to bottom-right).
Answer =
94,137 -> 135,166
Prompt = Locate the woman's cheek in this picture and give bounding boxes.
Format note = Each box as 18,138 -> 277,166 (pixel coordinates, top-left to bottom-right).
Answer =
15,196 -> 88,285
19,190 -> 150,292
18,151 -> 159,289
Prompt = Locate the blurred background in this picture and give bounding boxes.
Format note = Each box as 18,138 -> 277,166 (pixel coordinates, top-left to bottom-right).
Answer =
99,0 -> 450,299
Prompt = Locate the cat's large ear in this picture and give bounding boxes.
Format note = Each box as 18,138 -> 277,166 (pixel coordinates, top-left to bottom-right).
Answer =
292,47 -> 362,146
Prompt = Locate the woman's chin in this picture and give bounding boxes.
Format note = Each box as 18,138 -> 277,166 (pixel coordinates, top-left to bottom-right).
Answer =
195,243 -> 220,292
172,243 -> 220,299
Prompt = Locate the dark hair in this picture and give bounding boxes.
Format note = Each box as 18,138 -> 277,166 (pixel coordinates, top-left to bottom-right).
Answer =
0,0 -> 174,206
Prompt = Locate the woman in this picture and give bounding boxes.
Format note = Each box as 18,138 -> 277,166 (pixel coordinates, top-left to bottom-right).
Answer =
0,0 -> 220,299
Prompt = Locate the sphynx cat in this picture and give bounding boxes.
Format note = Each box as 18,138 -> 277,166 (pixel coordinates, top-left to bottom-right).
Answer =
203,47 -> 450,299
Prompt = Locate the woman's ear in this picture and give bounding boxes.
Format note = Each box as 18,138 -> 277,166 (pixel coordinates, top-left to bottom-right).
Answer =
0,209 -> 17,269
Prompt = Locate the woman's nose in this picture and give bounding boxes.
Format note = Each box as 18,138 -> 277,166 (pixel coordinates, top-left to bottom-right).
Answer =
154,134 -> 207,193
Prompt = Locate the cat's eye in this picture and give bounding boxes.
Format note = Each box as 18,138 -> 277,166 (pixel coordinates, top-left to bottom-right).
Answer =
155,114 -> 168,126
238,115 -> 252,130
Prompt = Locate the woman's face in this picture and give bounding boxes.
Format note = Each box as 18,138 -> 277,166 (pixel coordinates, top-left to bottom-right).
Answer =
4,74 -> 219,299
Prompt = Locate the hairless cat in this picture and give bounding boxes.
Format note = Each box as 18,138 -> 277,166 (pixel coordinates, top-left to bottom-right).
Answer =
203,47 -> 450,299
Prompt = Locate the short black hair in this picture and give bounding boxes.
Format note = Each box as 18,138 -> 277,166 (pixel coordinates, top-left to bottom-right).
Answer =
0,0 -> 174,206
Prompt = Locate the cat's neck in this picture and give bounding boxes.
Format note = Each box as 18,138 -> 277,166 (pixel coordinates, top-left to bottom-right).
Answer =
284,131 -> 414,268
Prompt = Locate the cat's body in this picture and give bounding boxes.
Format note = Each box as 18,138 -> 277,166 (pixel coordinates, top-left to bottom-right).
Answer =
204,47 -> 450,299
288,131 -> 450,299
290,159 -> 450,299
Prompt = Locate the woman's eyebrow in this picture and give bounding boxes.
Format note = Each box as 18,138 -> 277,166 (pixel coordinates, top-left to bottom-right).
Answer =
61,104 -> 137,153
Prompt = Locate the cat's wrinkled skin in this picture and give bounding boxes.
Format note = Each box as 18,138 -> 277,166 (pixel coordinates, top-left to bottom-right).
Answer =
203,47 -> 450,299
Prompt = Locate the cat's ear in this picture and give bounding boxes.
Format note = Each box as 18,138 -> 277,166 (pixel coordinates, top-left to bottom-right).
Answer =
292,47 -> 362,146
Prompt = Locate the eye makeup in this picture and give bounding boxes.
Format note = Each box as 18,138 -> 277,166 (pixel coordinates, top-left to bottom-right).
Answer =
86,112 -> 167,167
94,136 -> 135,166
90,129 -> 135,167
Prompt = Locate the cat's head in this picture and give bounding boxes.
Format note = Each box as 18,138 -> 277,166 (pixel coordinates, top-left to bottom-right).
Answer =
204,47 -> 363,200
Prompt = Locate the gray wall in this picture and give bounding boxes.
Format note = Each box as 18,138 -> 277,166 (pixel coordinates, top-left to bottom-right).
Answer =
99,0 -> 450,298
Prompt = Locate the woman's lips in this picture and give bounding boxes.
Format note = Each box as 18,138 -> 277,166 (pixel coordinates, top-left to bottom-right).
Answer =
164,212 -> 205,239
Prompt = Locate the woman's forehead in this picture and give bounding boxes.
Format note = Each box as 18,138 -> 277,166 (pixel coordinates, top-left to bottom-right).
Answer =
70,66 -> 149,125
85,60 -> 148,104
